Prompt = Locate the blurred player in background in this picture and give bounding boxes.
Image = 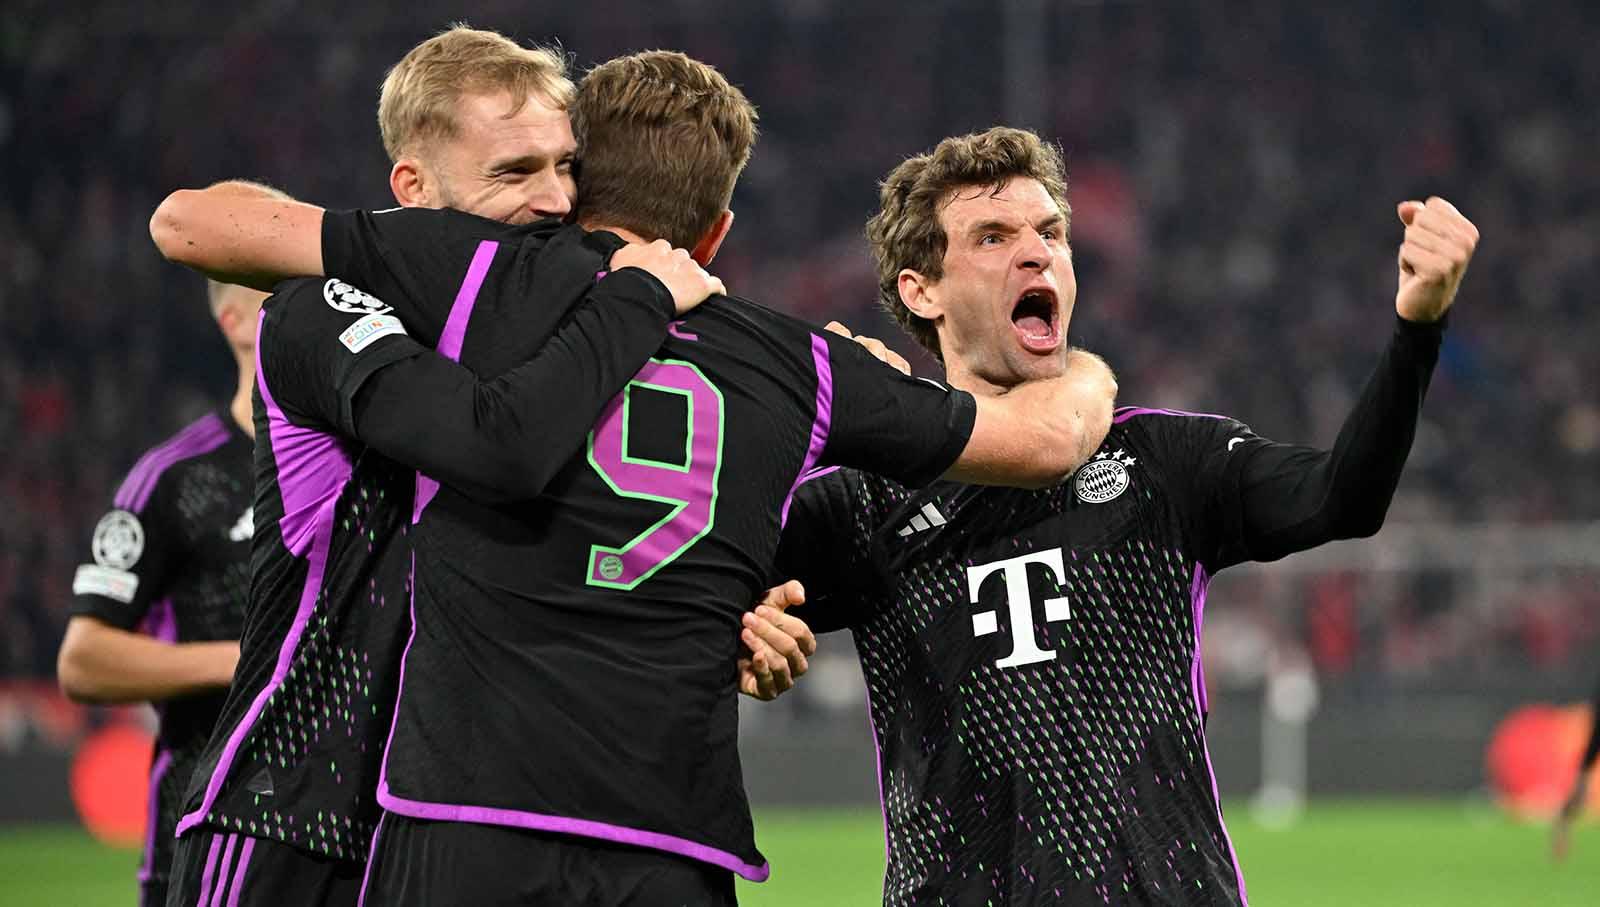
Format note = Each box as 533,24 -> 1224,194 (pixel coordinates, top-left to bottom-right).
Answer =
777,126 -> 1478,904
56,280 -> 266,907
157,48 -> 1117,905
1552,668 -> 1600,860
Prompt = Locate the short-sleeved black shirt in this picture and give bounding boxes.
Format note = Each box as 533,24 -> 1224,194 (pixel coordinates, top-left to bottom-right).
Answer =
72,410 -> 253,886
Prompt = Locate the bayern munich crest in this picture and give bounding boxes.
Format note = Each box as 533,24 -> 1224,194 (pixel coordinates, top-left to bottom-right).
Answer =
323,278 -> 392,315
1074,450 -> 1137,503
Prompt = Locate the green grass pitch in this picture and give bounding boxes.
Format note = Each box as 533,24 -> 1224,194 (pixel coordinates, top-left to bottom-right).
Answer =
1,802 -> 1594,905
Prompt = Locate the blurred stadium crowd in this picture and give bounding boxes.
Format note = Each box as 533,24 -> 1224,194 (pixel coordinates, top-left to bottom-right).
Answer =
3,1 -> 1597,690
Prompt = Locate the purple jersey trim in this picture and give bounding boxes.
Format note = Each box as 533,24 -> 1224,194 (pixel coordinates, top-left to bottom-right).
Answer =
376,555 -> 769,880
1190,563 -> 1249,904
114,412 -> 231,513
135,747 -> 174,883
412,240 -> 500,524
377,786 -> 772,882
177,312 -> 352,837
781,334 -> 835,528
1112,406 -> 1232,425
223,836 -> 256,907
865,694 -> 891,864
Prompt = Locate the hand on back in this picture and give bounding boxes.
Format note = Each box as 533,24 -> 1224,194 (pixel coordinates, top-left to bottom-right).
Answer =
611,240 -> 726,316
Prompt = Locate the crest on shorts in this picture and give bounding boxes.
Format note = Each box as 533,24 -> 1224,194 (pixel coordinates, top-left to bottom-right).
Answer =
1074,450 -> 1137,504
323,278 -> 392,315
92,509 -> 145,570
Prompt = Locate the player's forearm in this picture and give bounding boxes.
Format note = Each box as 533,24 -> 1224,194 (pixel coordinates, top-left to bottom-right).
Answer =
1238,316 -> 1444,559
350,268 -> 675,501
57,618 -> 238,704
150,181 -> 325,291
951,359 -> 1115,488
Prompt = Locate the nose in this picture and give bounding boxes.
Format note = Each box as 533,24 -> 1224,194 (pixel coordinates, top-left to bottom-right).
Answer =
1017,229 -> 1052,271
526,170 -> 573,220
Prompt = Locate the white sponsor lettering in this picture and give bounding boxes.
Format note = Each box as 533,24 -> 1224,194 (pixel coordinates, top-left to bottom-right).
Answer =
339,313 -> 407,353
73,564 -> 140,603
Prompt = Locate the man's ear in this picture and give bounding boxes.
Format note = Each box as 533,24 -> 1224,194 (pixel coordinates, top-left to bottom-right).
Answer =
690,210 -> 734,266
897,269 -> 943,323
389,158 -> 432,208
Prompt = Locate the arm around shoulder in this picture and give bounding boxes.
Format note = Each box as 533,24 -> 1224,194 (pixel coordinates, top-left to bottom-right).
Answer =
946,349 -> 1116,488
150,180 -> 325,291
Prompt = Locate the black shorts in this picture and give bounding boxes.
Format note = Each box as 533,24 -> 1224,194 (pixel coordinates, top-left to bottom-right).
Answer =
165,829 -> 365,907
365,812 -> 738,906
140,878 -> 168,907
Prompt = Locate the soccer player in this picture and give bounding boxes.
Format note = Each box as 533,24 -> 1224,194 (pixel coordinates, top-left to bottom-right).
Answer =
1553,667 -> 1600,860
150,32 -> 722,907
775,126 -> 1479,905
56,280 -> 265,907
155,52 -> 1119,905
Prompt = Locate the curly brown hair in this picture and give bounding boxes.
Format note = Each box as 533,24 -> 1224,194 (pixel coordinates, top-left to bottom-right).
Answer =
865,127 -> 1070,359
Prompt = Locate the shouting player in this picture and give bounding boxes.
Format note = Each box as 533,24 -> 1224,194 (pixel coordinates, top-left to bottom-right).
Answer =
776,126 -> 1479,905
154,50 -> 1119,904
57,280 -> 265,907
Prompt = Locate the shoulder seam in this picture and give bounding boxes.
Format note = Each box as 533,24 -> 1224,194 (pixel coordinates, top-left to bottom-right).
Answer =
113,413 -> 232,512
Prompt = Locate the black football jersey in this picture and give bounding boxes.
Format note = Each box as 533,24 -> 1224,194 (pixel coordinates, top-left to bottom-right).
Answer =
781,409 -> 1259,905
777,314 -> 1444,905
176,299 -> 419,860
71,410 -> 253,886
310,207 -> 979,880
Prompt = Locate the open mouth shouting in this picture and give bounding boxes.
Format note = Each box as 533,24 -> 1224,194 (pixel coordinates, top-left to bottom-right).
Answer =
1010,285 -> 1062,354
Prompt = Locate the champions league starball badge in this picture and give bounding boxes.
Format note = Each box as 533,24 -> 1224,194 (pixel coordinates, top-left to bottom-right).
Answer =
1074,451 -> 1137,504
322,278 -> 393,315
91,509 -> 145,570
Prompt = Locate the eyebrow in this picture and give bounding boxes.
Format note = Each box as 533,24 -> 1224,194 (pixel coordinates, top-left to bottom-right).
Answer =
966,213 -> 1068,240
486,149 -> 575,173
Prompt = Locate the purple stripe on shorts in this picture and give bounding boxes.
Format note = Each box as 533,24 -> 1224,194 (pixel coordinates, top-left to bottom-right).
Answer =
377,786 -> 771,882
197,833 -> 224,905
1112,405 -> 1233,425
135,747 -> 173,883
224,836 -> 256,907
413,240 -> 499,524
114,413 -> 230,513
1190,563 -> 1249,904
379,556 -> 765,884
177,311 -> 351,838
208,833 -> 238,907
780,334 -> 834,528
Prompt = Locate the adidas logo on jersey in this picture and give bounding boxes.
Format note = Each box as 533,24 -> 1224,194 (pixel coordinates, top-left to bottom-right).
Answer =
228,507 -> 254,542
896,503 -> 948,537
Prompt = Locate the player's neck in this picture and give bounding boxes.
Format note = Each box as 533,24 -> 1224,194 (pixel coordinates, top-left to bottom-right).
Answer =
941,359 -> 1020,399
231,357 -> 255,439
579,220 -> 653,247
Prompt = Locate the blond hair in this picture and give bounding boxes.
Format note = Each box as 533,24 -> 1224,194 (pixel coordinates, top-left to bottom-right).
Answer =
570,51 -> 758,249
378,25 -> 573,162
866,127 -> 1071,359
